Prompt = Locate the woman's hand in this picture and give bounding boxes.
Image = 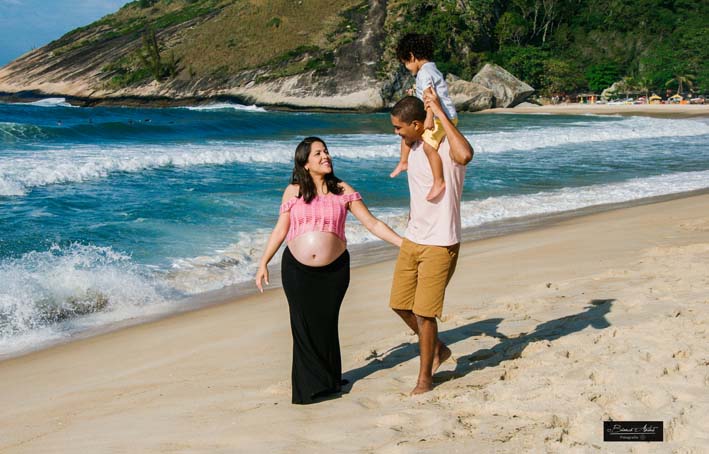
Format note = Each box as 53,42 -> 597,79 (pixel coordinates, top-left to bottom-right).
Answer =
255,264 -> 269,293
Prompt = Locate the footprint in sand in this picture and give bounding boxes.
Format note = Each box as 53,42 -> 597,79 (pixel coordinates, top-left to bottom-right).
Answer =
665,408 -> 690,442
679,219 -> 709,232
355,397 -> 380,410
632,389 -> 673,409
376,413 -> 409,430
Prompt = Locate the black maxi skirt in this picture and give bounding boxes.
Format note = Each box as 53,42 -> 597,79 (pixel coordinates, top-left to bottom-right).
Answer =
281,247 -> 350,404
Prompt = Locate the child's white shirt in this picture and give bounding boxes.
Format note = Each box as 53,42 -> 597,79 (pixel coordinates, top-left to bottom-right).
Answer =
415,62 -> 457,120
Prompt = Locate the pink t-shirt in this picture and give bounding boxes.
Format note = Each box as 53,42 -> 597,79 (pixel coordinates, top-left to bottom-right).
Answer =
405,138 -> 466,246
280,192 -> 362,243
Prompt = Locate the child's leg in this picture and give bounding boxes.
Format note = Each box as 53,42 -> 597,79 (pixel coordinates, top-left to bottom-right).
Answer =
390,137 -> 411,178
422,141 -> 445,201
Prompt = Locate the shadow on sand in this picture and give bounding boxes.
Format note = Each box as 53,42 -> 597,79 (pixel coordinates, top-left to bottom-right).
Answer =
343,299 -> 614,390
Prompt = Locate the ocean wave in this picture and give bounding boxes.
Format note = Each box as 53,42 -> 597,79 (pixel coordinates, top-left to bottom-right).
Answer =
2,170 -> 708,353
166,230 -> 270,294
471,116 -> 709,154
0,121 -> 48,141
0,141 -> 400,196
2,116 -> 708,197
165,170 -> 709,294
165,210 -> 411,295
179,102 -> 267,112
0,243 -> 173,355
458,169 -> 709,226
12,98 -> 75,108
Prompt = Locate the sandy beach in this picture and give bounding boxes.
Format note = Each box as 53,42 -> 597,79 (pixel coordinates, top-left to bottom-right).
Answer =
1,193 -> 708,453
483,103 -> 709,118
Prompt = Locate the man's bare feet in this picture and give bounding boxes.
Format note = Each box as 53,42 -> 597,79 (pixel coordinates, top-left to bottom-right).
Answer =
390,161 -> 408,178
432,343 -> 452,374
426,179 -> 445,201
410,379 -> 433,395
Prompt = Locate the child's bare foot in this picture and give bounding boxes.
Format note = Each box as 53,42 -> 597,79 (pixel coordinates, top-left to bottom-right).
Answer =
390,161 -> 408,178
432,343 -> 451,374
410,379 -> 433,395
426,179 -> 445,201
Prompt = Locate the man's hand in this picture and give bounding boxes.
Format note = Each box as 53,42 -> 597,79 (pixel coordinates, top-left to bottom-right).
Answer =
424,86 -> 474,166
423,86 -> 445,119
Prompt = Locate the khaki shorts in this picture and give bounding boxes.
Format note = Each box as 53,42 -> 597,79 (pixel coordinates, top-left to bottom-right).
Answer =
422,117 -> 459,150
389,238 -> 460,319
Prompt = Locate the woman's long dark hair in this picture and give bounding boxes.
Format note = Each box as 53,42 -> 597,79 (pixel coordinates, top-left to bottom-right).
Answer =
290,136 -> 343,203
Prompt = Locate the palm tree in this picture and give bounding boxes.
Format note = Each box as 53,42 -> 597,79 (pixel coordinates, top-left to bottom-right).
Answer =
665,74 -> 695,95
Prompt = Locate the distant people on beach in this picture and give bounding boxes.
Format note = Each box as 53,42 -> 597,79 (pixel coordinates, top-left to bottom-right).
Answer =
255,137 -> 402,404
388,90 -> 473,395
390,33 -> 458,202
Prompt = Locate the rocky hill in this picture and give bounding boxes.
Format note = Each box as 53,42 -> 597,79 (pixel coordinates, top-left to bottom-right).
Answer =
7,0 -> 699,109
0,0 -> 405,109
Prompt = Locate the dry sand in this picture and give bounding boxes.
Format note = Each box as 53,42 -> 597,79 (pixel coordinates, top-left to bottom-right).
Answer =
1,194 -> 708,453
482,103 -> 709,118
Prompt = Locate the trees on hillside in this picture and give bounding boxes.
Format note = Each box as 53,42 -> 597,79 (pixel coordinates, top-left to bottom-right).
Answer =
399,0 -> 707,96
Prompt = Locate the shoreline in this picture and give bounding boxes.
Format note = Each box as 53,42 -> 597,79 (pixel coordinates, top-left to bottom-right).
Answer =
2,187 -> 708,362
480,103 -> 709,118
1,191 -> 707,451
3,91 -> 709,118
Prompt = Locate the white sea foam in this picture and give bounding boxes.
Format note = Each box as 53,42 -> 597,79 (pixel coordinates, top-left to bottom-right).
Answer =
166,210 -> 411,295
179,103 -> 267,112
470,116 -> 709,154
0,141 -> 399,196
13,98 -> 74,108
165,170 -> 709,294
0,121 -> 47,141
458,170 -> 709,227
2,116 -> 707,197
0,243 -> 174,355
166,229 -> 271,294
2,171 -> 708,352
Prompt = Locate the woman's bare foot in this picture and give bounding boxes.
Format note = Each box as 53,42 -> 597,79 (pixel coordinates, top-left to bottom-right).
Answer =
426,179 -> 445,201
390,161 -> 408,178
432,343 -> 452,374
410,379 -> 433,395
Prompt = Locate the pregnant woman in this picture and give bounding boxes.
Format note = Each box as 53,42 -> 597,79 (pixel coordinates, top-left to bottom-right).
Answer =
255,136 -> 402,404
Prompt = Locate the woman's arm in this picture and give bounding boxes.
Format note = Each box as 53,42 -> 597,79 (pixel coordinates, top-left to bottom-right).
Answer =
341,182 -> 402,247
255,185 -> 298,292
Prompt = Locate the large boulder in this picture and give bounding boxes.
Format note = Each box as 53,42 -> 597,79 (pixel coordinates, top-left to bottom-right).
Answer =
601,79 -> 634,100
445,74 -> 494,112
472,63 -> 534,108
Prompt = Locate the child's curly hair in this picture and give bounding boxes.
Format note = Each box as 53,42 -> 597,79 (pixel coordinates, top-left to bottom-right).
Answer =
396,33 -> 435,62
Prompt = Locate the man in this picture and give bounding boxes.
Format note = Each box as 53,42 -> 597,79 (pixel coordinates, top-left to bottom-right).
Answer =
389,89 -> 474,395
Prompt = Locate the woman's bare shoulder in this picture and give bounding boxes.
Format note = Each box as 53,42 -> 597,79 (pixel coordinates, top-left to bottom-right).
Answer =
282,184 -> 300,202
338,181 -> 357,194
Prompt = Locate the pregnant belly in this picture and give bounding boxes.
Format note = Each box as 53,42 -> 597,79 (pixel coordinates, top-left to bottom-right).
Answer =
287,232 -> 346,267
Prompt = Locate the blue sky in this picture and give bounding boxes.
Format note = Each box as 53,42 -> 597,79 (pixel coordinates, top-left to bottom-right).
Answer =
0,0 -> 129,66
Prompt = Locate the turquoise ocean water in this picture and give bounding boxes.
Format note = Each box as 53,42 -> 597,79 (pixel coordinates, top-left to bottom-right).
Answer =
1,98 -> 708,356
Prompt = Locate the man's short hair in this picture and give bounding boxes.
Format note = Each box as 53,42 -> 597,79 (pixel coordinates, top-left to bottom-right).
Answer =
391,96 -> 426,123
396,33 -> 435,62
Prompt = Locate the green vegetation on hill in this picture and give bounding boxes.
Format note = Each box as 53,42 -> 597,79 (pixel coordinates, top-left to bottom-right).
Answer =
388,0 -> 708,96
31,0 -> 709,98
47,0 -> 363,89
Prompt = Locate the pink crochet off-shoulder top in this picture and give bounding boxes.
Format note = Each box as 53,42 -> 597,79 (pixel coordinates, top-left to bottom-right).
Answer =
280,192 -> 362,243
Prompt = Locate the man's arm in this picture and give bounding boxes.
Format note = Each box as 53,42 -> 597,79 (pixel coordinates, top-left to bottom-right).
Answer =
423,87 -> 473,166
